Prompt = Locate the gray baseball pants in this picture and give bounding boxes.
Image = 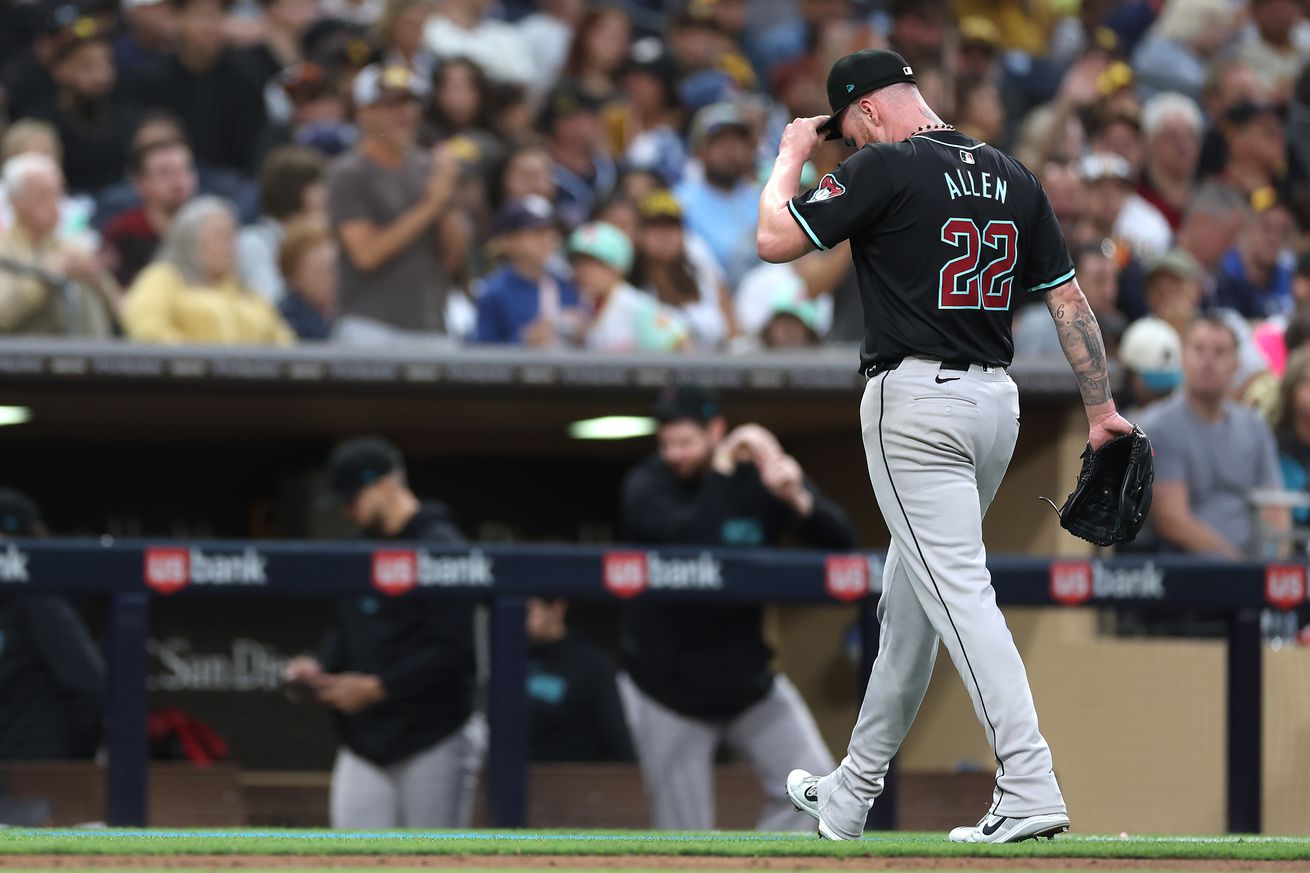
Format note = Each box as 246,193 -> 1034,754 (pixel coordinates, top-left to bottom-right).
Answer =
330,713 -> 487,829
619,673 -> 835,831
817,358 -> 1066,838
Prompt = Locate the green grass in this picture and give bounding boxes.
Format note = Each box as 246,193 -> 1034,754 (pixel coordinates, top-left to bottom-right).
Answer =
0,830 -> 1306,862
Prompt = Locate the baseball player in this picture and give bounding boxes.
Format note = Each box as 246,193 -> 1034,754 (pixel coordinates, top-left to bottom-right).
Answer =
757,50 -> 1135,843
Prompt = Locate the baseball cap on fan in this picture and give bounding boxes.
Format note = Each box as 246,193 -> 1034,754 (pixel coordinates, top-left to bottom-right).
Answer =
325,437 -> 403,504
352,64 -> 428,108
817,49 -> 917,141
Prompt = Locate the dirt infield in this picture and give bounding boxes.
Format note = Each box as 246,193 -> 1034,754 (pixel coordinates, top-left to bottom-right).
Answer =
4,856 -> 1305,871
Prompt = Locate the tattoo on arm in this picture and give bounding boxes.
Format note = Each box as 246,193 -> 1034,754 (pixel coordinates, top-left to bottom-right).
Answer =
1048,287 -> 1112,407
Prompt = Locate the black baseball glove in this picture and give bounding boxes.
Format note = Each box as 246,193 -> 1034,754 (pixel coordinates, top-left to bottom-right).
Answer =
1048,425 -> 1154,547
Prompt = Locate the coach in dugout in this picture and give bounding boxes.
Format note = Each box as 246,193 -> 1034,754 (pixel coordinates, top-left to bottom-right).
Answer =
619,385 -> 855,830
282,437 -> 484,829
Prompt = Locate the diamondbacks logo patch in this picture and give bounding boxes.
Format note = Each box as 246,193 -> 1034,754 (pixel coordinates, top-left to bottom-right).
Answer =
806,173 -> 845,203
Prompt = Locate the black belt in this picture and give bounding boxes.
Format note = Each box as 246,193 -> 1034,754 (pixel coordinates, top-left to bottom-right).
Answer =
862,359 -> 974,379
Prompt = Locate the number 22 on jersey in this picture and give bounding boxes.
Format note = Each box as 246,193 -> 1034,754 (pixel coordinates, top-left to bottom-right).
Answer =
937,218 -> 1017,311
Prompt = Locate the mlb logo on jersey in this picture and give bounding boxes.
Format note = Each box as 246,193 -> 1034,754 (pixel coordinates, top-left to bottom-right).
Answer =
960,151 -> 975,164
806,173 -> 846,203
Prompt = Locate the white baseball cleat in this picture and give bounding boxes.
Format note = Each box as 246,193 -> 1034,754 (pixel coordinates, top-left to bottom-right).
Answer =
785,769 -> 849,841
948,812 -> 1070,843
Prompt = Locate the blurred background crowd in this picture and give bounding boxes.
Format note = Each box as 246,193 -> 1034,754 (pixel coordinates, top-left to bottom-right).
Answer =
8,0 -> 1310,556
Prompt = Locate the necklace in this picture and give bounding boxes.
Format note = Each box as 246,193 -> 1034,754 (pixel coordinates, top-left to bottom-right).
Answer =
910,122 -> 956,137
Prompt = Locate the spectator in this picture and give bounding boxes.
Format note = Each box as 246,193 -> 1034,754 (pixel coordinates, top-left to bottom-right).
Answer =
518,0 -> 585,92
242,0 -> 322,87
562,7 -> 632,103
540,82 -> 618,230
954,79 -> 1005,145
3,2 -> 65,124
421,0 -> 534,86
755,290 -> 823,348
29,13 -> 142,195
1038,159 -> 1085,233
1087,106 -> 1146,182
1076,151 -> 1171,263
1173,183 -> 1250,289
99,137 -> 197,286
735,256 -> 839,345
952,16 -> 1002,84
0,153 -> 118,337
618,385 -> 852,830
1197,58 -> 1266,179
373,0 -> 438,81
1118,315 -> 1184,416
238,145 -> 327,304
261,62 -> 358,159
1214,100 -> 1288,198
283,437 -> 483,829
1139,315 -> 1288,558
674,102 -> 761,286
423,57 -> 492,145
277,217 -> 338,340
121,195 -> 294,344
1138,92 -> 1204,232
566,221 -> 688,352
327,64 -> 465,342
0,121 -> 97,248
1216,192 -> 1296,318
0,488 -> 105,761
1131,0 -> 1234,102
151,0 -> 268,175
473,195 -> 580,346
525,597 -> 634,763
493,143 -> 557,211
1236,0 -> 1309,99
607,40 -> 686,187
593,194 -> 640,241
1274,346 -> 1310,525
1142,248 -> 1205,339
114,0 -> 179,84
631,189 -> 731,350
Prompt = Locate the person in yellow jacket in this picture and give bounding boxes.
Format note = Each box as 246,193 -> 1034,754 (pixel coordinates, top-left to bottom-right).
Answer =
122,196 -> 295,345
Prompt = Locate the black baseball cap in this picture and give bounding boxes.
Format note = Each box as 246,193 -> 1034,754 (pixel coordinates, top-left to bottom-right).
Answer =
326,437 -> 403,503
653,384 -> 720,424
0,488 -> 41,537
817,49 -> 917,141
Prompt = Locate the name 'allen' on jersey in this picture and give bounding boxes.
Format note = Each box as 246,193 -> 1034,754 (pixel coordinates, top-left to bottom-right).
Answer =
787,130 -> 1075,370
944,169 -> 1007,203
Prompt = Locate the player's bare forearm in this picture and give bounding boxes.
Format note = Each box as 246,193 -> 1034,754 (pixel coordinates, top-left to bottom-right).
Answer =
1045,280 -> 1115,419
757,150 -> 812,263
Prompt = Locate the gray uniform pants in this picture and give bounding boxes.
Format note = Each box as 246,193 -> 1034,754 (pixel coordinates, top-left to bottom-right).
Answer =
330,713 -> 487,829
619,672 -> 835,831
818,358 -> 1066,838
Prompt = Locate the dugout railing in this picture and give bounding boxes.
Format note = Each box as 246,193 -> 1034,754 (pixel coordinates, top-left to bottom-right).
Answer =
0,539 -> 1297,833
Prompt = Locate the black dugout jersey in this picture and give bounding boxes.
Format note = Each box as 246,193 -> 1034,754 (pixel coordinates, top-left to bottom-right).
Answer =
789,130 -> 1074,369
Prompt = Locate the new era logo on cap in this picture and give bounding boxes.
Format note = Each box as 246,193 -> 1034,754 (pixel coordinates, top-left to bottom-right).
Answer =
846,84 -> 854,93
903,66 -> 912,75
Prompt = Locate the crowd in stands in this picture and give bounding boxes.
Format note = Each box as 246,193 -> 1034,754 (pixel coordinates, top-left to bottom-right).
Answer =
7,0 -> 1310,554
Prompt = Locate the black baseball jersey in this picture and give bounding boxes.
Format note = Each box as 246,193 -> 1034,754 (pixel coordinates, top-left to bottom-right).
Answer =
788,129 -> 1074,369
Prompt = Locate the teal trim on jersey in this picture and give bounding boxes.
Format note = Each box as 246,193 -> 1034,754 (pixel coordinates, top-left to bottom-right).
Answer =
911,134 -> 985,150
1027,268 -> 1076,293
787,200 -> 828,251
